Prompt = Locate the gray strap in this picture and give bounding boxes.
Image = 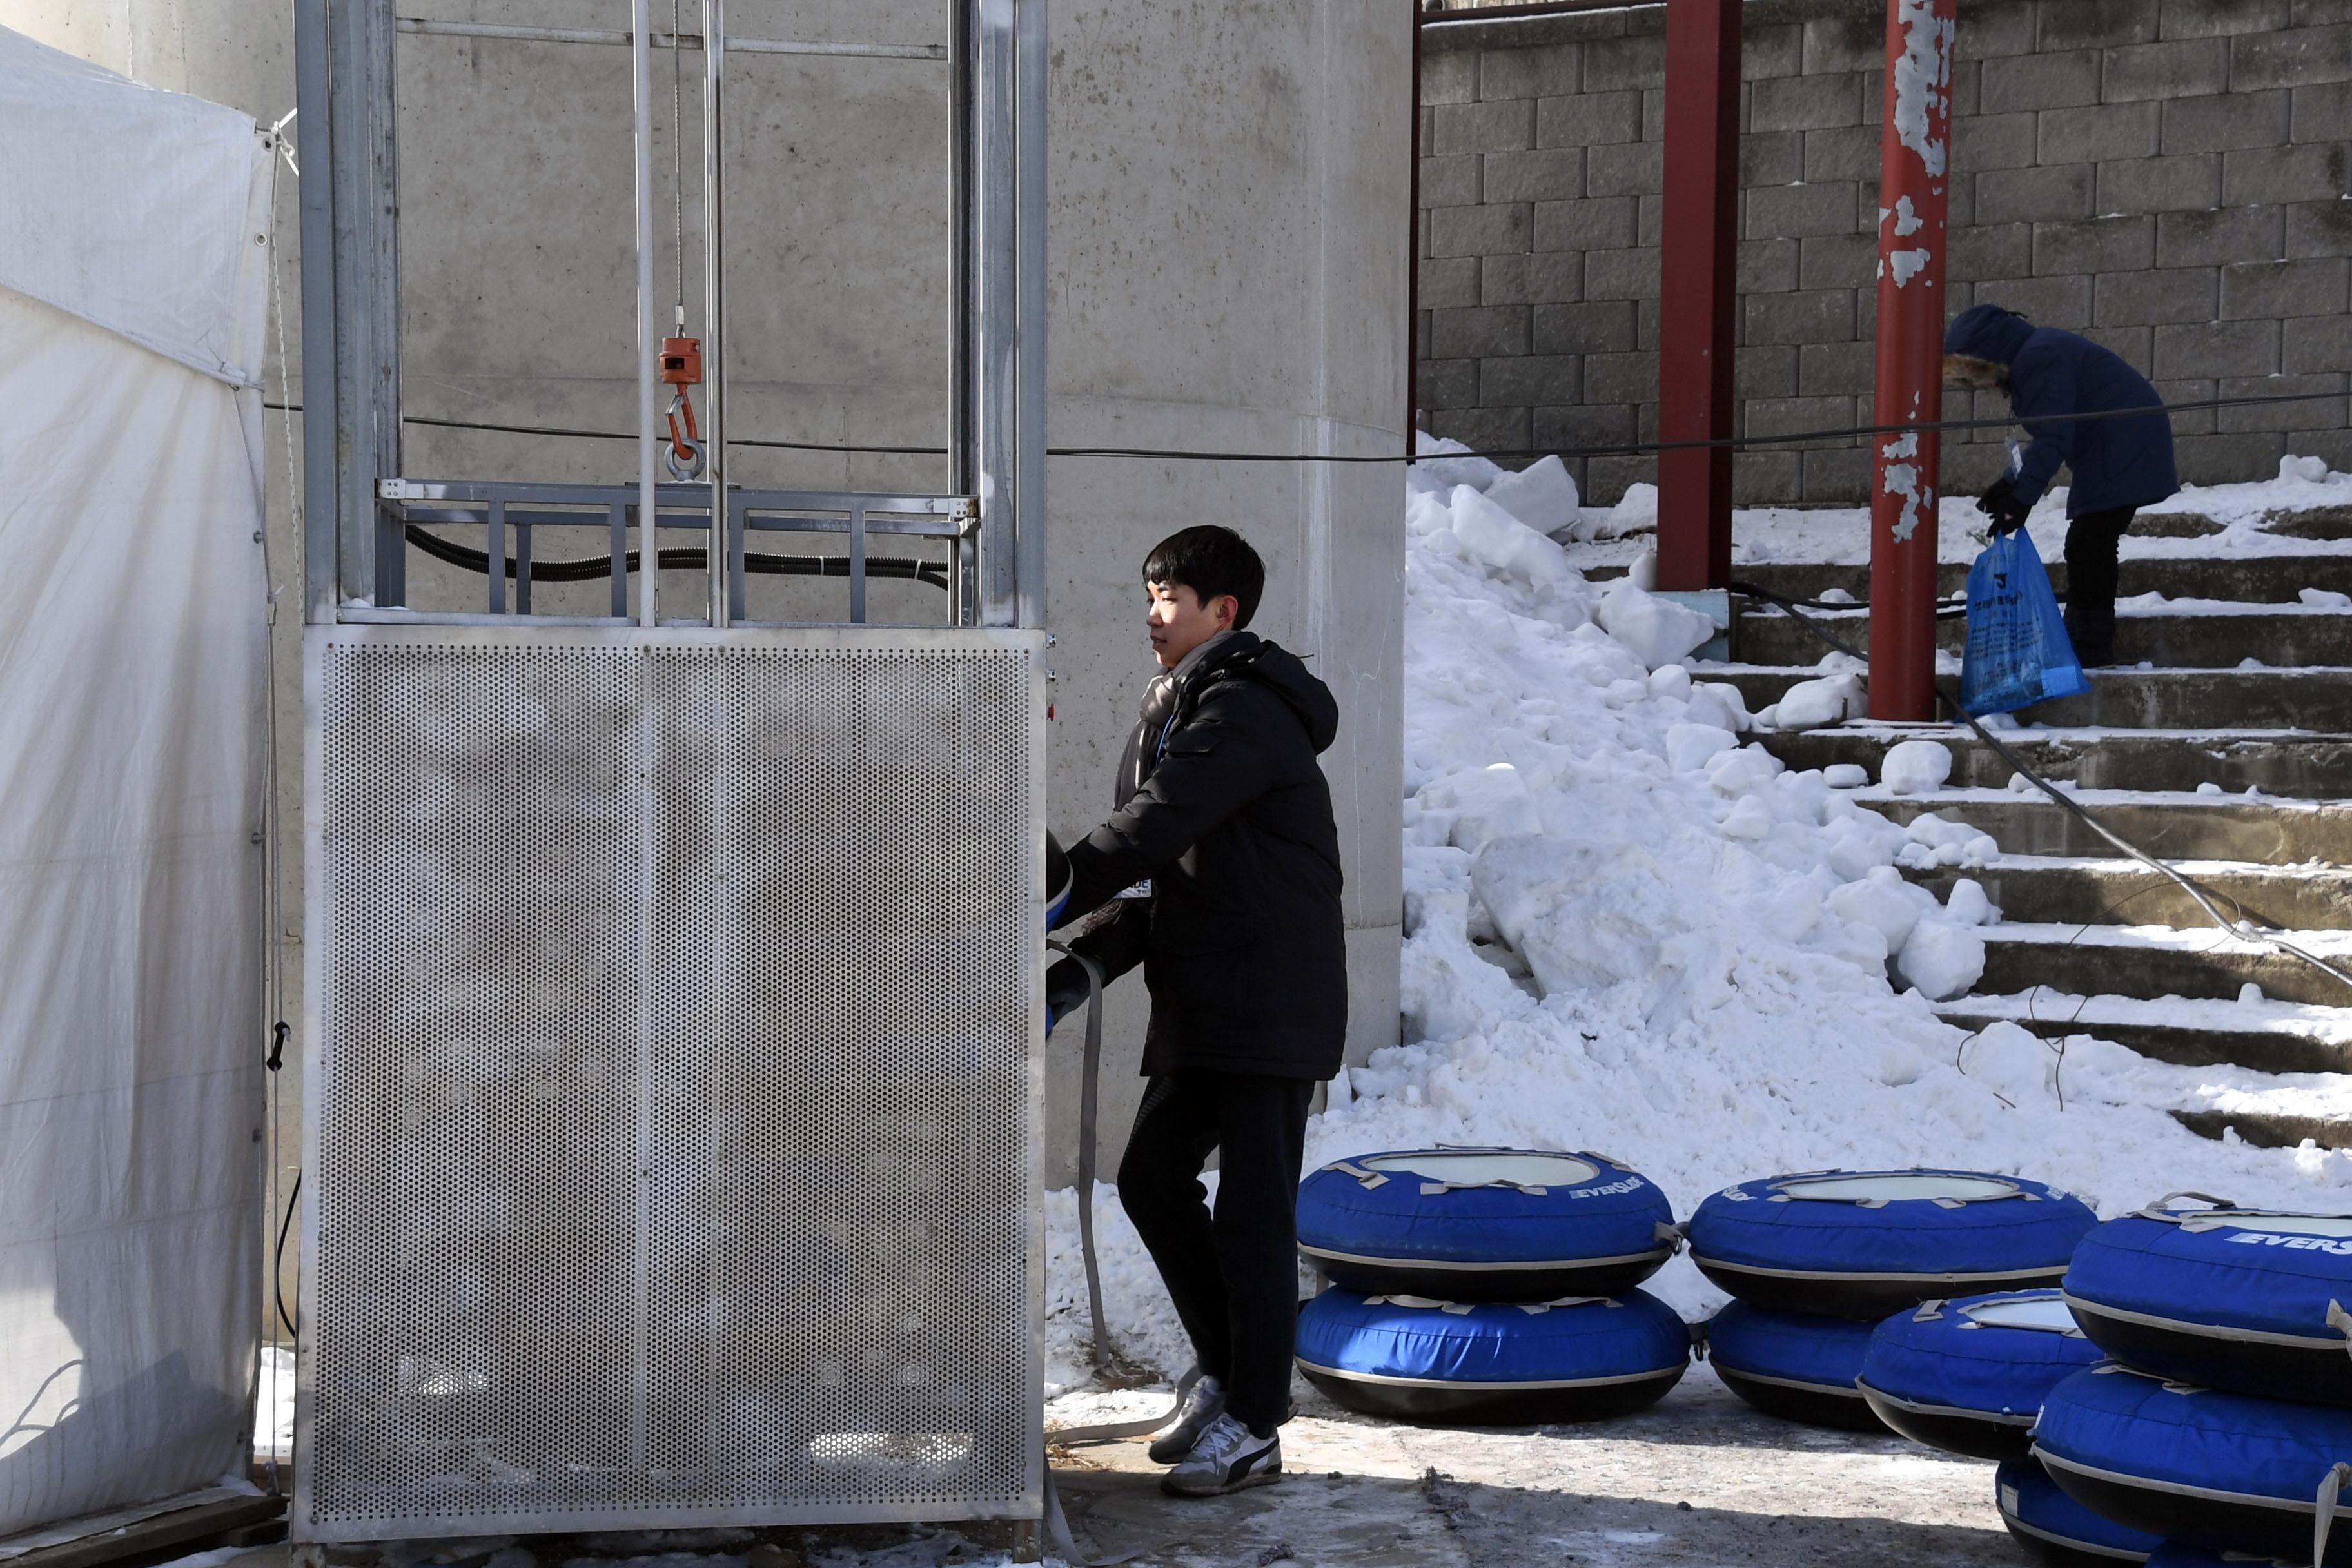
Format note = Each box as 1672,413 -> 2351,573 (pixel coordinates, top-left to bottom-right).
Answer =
2139,1190 -> 2238,1224
1042,938 -> 1194,1455
2317,1461 -> 2352,1568
1050,941 -> 1113,1375
1419,1178 -> 1549,1197
1322,1159 -> 1389,1190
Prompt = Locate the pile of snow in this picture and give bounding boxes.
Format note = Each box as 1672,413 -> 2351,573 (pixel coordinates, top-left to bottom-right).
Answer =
1043,448 -> 2346,1391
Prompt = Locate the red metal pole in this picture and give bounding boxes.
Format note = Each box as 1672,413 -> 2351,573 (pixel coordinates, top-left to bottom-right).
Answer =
1655,0 -> 1740,593
1867,0 -> 1957,720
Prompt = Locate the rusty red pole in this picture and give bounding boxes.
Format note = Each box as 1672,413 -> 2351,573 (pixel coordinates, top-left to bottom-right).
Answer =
1867,0 -> 1957,720
1655,0 -> 1740,592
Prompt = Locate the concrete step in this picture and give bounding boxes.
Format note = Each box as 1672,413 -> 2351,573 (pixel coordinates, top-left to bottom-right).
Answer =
2171,1105 -> 2352,1150
1733,605 -> 2352,669
1858,789 -> 2352,863
1977,923 -> 2352,1008
1760,725 -> 2352,798
1707,555 -> 2352,605
1704,665 -> 2352,731
1938,992 -> 2352,1076
1909,856 -> 2352,932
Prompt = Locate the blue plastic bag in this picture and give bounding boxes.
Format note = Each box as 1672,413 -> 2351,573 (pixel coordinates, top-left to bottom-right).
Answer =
1959,529 -> 2091,716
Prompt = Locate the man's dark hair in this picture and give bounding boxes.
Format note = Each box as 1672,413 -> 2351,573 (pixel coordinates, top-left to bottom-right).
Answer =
1142,526 -> 1266,629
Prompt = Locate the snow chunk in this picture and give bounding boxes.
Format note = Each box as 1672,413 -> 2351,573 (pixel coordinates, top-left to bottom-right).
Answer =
1484,455 -> 1582,540
1881,739 -> 1954,795
1596,579 -> 1716,669
1824,763 -> 1870,789
2302,587 -> 2352,610
1705,743 -> 1783,797
1666,722 -> 1740,773
2284,453 -> 2329,484
1898,920 -> 1986,1001
1943,877 -> 1998,926
1774,674 -> 1865,729
1959,1021 -> 2054,1102
1827,867 -> 1928,954
1446,484 -> 1575,586
1410,431 -> 1502,495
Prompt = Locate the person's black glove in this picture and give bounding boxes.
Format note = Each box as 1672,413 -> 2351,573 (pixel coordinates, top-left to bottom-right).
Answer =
1046,955 -> 1093,1034
1977,477 -> 2030,535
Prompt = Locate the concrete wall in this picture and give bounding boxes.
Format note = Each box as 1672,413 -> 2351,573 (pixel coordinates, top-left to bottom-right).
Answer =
1417,0 -> 2352,505
2,1 -> 1408,1213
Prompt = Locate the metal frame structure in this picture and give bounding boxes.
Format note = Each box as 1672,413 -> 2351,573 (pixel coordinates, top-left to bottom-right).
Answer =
295,0 -> 1047,632
291,0 -> 1052,1548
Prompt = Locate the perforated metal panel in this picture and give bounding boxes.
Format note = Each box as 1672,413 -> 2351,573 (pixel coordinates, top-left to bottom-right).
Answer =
298,628 -> 1044,1541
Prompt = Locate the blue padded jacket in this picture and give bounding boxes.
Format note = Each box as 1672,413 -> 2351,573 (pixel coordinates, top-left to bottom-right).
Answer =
1945,304 -> 2179,519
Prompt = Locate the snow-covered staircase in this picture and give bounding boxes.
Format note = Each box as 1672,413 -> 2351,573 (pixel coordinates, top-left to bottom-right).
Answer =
1725,545 -> 2352,1152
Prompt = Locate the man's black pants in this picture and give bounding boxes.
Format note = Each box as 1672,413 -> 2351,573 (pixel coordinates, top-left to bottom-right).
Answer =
1117,1071 -> 1315,1436
2064,506 -> 2136,666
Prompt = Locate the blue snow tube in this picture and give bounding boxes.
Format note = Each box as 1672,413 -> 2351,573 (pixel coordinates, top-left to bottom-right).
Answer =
2035,1364 -> 2352,1566
1294,1286 -> 1689,1425
1858,1289 -> 2105,1461
2064,1197 -> 2352,1406
1686,1169 -> 2097,1318
1297,1148 -> 1676,1302
1997,1458 -> 2161,1567
1703,1302 -> 1886,1433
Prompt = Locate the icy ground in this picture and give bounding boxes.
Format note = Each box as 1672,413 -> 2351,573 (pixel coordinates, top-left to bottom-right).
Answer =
1041,442 -> 2352,1389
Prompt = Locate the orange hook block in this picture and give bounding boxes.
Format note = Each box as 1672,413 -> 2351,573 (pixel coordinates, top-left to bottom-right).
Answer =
660,336 -> 703,386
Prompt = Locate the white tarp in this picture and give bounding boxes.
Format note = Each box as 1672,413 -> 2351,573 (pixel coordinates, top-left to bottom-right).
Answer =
0,25 -> 271,1539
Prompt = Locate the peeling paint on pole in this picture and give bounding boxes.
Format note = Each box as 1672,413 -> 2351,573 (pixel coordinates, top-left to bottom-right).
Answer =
1867,0 -> 1957,723
1888,0 -> 1953,178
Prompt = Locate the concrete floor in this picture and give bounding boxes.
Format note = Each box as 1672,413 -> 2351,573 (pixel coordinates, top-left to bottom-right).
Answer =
228,1364 -> 2024,1568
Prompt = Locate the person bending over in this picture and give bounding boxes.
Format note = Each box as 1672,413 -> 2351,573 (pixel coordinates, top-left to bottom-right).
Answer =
1943,303 -> 2179,669
1047,525 -> 1346,1499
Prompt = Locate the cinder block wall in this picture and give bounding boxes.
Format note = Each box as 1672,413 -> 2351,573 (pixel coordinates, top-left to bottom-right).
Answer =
1417,0 -> 2352,505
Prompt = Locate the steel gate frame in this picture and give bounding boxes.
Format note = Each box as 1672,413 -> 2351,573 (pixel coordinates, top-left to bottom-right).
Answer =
290,0 -> 1051,1546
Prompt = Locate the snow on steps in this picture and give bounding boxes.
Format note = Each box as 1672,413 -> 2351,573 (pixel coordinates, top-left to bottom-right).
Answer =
1736,602 -> 2352,669
1907,855 -> 2352,933
1706,664 -> 2352,732
1585,554 -> 2352,604
1763,725 -> 2352,798
1856,787 -> 2352,864
1718,507 -> 2352,1153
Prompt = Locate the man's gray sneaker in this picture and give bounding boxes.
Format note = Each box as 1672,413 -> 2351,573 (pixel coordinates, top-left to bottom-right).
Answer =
1146,1374 -> 1226,1465
1160,1413 -> 1282,1498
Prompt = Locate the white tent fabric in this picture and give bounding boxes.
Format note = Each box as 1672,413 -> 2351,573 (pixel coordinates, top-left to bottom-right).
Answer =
0,26 -> 271,1540
0,26 -> 273,389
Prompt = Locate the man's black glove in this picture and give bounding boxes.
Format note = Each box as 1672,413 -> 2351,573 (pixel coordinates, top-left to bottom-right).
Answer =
1977,477 -> 2030,535
1046,955 -> 1093,1034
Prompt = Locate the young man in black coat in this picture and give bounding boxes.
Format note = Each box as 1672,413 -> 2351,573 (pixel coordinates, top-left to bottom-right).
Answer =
1047,525 -> 1346,1498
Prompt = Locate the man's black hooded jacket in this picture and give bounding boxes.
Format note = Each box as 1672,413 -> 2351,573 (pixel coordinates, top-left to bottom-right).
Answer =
1052,631 -> 1348,1081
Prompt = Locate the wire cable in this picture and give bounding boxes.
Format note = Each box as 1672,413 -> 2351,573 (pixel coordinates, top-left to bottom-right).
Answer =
257,384 -> 2352,467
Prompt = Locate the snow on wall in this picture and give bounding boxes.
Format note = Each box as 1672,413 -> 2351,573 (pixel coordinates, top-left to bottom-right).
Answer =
1041,442 -> 2350,1389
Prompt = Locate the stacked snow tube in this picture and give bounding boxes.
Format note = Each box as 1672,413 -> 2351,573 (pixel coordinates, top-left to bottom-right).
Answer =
1294,1148 -> 1687,1424
1293,1288 -> 1690,1424
1703,1303 -> 1882,1431
1995,1457 -> 2161,1567
1858,1289 -> 2104,1462
1687,1169 -> 2095,1433
2034,1199 -> 2352,1565
1296,1148 -> 1676,1300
